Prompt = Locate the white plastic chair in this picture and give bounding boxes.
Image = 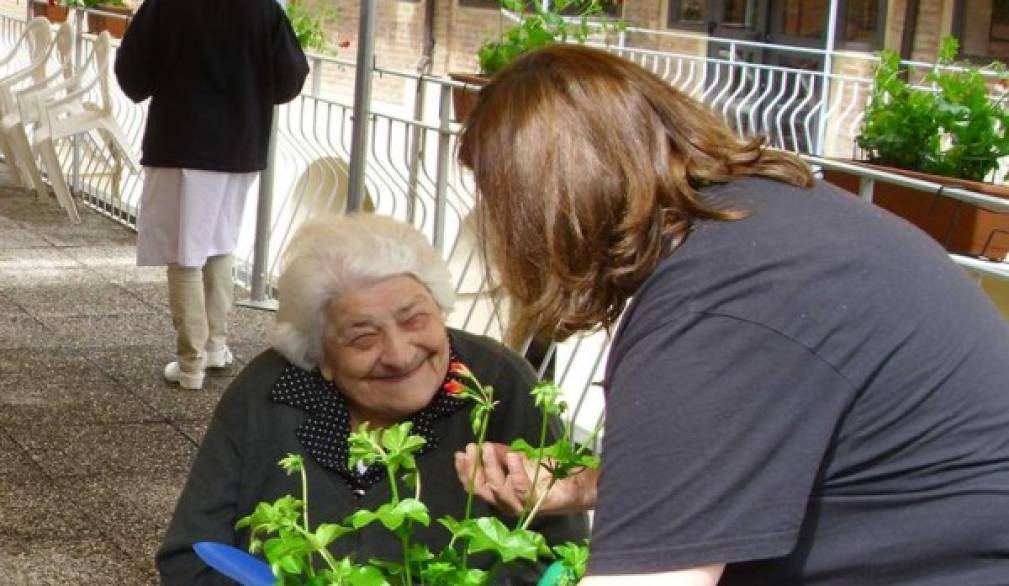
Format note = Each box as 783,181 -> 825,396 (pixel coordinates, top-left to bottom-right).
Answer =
27,31 -> 138,224
0,17 -> 54,190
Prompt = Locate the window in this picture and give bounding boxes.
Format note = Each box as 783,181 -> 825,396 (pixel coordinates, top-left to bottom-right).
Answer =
723,0 -> 757,28
843,0 -> 881,45
667,1 -> 884,49
958,0 -> 1009,61
778,0 -> 825,39
668,0 -> 707,28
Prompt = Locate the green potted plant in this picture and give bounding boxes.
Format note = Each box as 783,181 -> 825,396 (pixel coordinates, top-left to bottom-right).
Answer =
285,0 -> 343,54
198,371 -> 600,585
450,0 -> 623,122
61,0 -> 132,38
824,37 -> 1009,259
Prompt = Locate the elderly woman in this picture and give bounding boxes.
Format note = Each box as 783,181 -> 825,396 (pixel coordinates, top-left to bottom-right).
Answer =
156,213 -> 588,584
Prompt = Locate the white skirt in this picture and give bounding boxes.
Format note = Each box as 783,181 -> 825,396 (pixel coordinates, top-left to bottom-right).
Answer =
136,167 -> 258,267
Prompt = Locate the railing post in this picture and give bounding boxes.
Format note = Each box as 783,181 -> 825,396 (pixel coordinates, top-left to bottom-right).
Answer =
432,83 -> 451,254
406,75 -> 426,224
816,0 -> 839,157
310,55 -> 322,97
71,8 -> 84,197
242,106 -> 279,308
346,0 -> 377,213
858,176 -> 874,203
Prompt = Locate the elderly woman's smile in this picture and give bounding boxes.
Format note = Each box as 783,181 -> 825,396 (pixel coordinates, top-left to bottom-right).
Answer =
319,274 -> 451,428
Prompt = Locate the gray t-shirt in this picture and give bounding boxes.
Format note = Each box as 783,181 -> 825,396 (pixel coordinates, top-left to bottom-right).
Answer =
587,177 -> 1009,584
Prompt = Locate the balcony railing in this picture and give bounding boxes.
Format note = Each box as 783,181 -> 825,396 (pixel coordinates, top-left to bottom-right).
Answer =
2,13 -> 1008,443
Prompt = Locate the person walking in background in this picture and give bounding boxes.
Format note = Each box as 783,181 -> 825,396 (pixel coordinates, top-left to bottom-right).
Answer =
455,44 -> 1009,585
114,0 -> 309,390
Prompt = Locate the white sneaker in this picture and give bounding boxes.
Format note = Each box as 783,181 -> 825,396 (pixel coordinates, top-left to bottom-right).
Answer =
164,362 -> 205,390
205,346 -> 234,369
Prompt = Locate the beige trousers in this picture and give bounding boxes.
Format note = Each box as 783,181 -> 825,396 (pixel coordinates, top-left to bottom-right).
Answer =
166,254 -> 234,374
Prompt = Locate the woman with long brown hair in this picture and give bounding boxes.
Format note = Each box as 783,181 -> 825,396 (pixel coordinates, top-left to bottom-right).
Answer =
455,44 -> 1009,585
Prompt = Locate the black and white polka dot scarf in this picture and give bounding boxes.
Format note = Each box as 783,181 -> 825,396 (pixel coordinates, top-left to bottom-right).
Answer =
270,344 -> 471,496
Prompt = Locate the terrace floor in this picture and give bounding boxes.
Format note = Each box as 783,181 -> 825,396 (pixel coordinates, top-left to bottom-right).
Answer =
0,165 -> 274,584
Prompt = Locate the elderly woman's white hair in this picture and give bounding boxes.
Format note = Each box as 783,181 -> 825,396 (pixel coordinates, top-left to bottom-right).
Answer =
270,213 -> 455,371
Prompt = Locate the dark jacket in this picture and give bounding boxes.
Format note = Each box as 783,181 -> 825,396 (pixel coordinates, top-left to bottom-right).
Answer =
114,0 -> 309,172
156,329 -> 589,585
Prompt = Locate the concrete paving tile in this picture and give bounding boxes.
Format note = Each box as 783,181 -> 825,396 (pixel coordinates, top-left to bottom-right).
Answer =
90,345 -> 243,385
230,342 -> 271,367
0,377 -> 159,426
127,377 -> 233,422
7,422 -> 197,478
0,432 -> 47,485
60,244 -> 138,264
86,345 -> 177,384
173,420 -> 210,445
0,291 -> 28,316
0,247 -> 83,270
53,471 -> 188,571
35,313 -> 175,348
0,347 -> 109,379
0,538 -> 154,585
0,266 -> 108,290
227,305 -> 274,350
0,227 -> 51,248
5,283 -> 158,318
118,281 -> 171,312
0,314 -> 52,349
0,477 -> 83,541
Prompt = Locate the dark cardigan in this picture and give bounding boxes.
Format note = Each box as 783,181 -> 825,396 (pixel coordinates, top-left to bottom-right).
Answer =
157,329 -> 589,585
114,0 -> 309,172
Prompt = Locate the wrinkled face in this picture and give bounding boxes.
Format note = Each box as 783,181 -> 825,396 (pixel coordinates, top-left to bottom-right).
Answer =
320,275 -> 450,428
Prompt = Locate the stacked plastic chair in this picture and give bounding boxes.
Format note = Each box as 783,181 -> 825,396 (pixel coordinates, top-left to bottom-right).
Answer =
20,30 -> 138,224
0,17 -> 54,191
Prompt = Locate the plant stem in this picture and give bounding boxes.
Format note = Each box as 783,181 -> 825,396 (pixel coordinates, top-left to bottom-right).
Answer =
521,477 -> 558,530
459,413 -> 490,568
462,415 -> 489,522
300,463 -> 317,578
516,402 -> 551,529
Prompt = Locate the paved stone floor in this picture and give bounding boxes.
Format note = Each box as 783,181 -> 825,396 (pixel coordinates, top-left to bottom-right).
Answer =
0,180 -> 274,583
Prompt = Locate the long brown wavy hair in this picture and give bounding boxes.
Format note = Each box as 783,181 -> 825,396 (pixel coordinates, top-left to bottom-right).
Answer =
457,44 -> 813,345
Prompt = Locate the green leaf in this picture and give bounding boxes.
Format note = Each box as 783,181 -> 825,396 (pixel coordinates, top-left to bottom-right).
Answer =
311,522 -> 352,548
348,565 -> 390,586
346,508 -> 379,530
278,453 -> 304,474
463,516 -> 547,563
395,498 -> 431,526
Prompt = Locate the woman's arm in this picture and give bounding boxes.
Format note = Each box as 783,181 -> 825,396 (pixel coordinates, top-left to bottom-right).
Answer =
581,565 -> 724,586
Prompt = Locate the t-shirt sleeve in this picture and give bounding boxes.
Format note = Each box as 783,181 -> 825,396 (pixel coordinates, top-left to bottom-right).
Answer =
587,312 -> 857,575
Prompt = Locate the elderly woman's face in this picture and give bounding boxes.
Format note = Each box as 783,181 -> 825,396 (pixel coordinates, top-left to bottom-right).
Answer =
320,275 -> 450,427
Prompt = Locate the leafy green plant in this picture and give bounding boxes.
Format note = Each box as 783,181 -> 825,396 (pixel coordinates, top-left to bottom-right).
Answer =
60,0 -> 124,9
285,1 -> 340,54
235,361 -> 599,585
858,36 -> 1009,182
477,0 -> 624,77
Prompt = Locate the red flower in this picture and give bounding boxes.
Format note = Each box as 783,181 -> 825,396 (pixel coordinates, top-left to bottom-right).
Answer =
448,361 -> 472,378
443,379 -> 466,395
338,40 -> 351,49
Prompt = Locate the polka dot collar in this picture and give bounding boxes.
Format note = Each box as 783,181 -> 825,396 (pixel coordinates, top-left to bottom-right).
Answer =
270,345 -> 470,496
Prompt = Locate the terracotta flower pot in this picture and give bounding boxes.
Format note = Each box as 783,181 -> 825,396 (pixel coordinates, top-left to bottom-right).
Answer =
822,160 -> 1009,260
448,72 -> 488,123
33,2 -> 69,23
87,4 -> 133,39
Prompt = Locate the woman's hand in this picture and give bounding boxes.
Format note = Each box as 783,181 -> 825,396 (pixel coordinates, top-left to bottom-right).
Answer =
454,442 -> 598,517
